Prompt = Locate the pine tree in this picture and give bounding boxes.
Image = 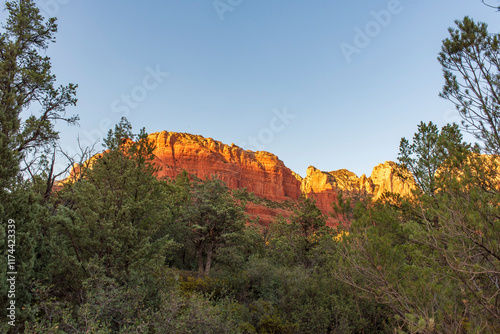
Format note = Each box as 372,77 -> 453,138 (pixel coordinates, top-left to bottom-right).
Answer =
0,0 -> 77,192
439,17 -> 500,155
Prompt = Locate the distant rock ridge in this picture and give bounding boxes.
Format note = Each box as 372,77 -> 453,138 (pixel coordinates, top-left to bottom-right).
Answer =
299,161 -> 414,214
145,131 -> 415,216
67,131 -> 416,223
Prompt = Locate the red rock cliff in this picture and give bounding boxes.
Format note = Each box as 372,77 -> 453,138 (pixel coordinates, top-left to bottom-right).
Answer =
147,132 -> 415,216
66,132 -> 416,223
299,162 -> 416,214
149,131 -> 302,202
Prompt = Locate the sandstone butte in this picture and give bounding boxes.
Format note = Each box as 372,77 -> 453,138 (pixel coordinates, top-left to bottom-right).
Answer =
67,131 -> 416,225
149,131 -> 415,222
150,131 -> 302,202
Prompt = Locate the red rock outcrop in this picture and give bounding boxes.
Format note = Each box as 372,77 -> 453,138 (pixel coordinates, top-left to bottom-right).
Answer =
65,131 -> 416,224
299,166 -> 339,215
298,162 -> 415,214
146,132 -> 416,218
149,131 -> 302,202
368,161 -> 415,198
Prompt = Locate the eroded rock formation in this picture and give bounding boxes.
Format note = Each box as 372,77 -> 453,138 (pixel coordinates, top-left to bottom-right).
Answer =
149,131 -> 302,202
66,131 -> 416,223
298,162 -> 415,214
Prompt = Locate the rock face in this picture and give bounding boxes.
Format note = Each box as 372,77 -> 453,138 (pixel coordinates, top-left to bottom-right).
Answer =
368,161 -> 415,199
299,162 -> 415,214
299,166 -> 339,215
145,132 -> 415,216
149,131 -> 302,202
67,131 -> 416,223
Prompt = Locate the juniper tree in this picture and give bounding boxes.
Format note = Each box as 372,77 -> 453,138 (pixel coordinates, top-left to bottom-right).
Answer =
180,177 -> 245,276
0,2 -> 77,331
51,119 -> 177,287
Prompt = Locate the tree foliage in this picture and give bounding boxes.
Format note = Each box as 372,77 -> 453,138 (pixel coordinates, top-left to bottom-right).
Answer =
0,0 -> 77,190
51,119 -> 178,288
332,17 -> 500,333
0,2 -> 78,331
180,176 -> 245,276
398,122 -> 471,196
439,17 -> 500,154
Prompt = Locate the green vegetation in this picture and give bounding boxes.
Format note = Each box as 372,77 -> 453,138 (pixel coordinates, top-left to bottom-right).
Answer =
232,188 -> 296,211
331,16 -> 500,333
0,1 -> 499,333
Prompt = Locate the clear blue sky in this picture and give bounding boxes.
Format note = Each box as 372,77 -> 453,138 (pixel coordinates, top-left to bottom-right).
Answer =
26,0 -> 500,177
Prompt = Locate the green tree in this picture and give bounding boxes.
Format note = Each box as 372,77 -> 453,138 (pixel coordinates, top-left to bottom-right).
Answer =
335,118 -> 500,332
50,119 -> 177,293
0,2 -> 77,331
437,18 -> 500,331
399,125 -> 500,331
0,0 -> 77,192
181,177 -> 245,276
288,196 -> 328,268
439,17 -> 500,155
334,197 -> 462,332
398,121 -> 471,197
267,196 -> 329,269
428,155 -> 500,332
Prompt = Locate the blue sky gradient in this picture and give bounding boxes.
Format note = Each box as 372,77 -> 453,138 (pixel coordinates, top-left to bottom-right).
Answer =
25,0 -> 500,177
